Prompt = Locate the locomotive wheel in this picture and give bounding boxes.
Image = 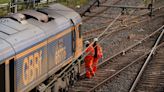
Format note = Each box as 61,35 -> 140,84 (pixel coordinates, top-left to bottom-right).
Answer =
58,87 -> 63,92
74,65 -> 79,80
65,75 -> 70,89
66,73 -> 71,87
69,70 -> 75,86
52,78 -> 67,92
64,86 -> 69,92
52,82 -> 60,92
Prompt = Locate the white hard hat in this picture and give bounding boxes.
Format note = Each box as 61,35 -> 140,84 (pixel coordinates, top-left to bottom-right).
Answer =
84,40 -> 90,44
76,5 -> 81,8
94,38 -> 98,42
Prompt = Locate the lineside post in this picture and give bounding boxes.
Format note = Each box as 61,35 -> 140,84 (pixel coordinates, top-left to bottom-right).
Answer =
10,0 -> 17,13
32,0 -> 36,9
121,7 -> 126,15
148,0 -> 154,16
97,0 -> 100,7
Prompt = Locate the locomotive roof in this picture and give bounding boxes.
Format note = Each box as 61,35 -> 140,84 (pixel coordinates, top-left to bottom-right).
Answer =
0,3 -> 81,62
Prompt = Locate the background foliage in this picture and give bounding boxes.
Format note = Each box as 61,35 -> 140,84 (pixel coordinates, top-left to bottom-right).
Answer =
0,0 -> 88,16
0,0 -> 9,4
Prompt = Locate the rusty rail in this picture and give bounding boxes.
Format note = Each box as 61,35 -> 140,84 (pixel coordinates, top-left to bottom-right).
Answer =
83,6 -> 164,41
129,27 -> 164,92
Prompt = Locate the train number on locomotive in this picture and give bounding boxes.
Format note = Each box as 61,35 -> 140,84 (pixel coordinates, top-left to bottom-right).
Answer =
55,39 -> 67,65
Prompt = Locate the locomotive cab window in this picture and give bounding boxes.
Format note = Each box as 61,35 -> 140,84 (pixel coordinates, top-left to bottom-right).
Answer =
72,30 -> 76,52
78,25 -> 82,38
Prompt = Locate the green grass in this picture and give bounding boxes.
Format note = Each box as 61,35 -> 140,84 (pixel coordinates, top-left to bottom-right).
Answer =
0,0 -> 9,4
0,0 -> 9,16
58,0 -> 88,8
0,0 -> 89,16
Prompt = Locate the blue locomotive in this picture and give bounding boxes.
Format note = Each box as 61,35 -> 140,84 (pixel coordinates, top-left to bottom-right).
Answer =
0,3 -> 83,92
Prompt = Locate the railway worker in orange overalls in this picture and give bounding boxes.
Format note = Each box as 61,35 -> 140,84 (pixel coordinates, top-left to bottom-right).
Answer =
93,38 -> 103,73
84,40 -> 95,79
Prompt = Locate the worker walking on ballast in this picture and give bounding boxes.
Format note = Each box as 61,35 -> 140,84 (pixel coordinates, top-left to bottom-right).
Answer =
93,38 -> 103,73
84,41 -> 95,79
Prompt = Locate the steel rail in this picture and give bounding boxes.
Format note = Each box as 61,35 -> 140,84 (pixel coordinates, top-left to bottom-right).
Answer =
89,26 -> 164,92
83,6 -> 164,41
80,25 -> 164,76
99,25 -> 164,66
129,28 -> 164,92
89,42 -> 164,92
78,6 -> 164,79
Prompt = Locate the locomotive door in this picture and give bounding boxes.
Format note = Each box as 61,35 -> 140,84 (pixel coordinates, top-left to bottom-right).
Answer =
4,58 -> 16,92
0,63 -> 5,92
9,59 -> 15,92
74,24 -> 83,58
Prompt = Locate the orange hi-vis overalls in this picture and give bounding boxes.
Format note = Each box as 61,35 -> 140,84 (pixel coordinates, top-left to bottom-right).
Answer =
93,44 -> 103,73
84,45 -> 95,78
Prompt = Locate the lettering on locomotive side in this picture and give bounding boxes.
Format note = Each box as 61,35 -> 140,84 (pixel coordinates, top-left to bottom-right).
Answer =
55,39 -> 67,65
22,50 -> 42,85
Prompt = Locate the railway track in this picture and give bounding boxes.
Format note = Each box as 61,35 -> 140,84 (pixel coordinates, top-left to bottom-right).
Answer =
66,0 -> 163,92
81,0 -> 145,32
68,20 -> 164,91
132,45 -> 164,92
94,44 -> 164,92
78,7 -> 164,75
83,6 -> 164,41
129,29 -> 164,92
94,28 -> 164,92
